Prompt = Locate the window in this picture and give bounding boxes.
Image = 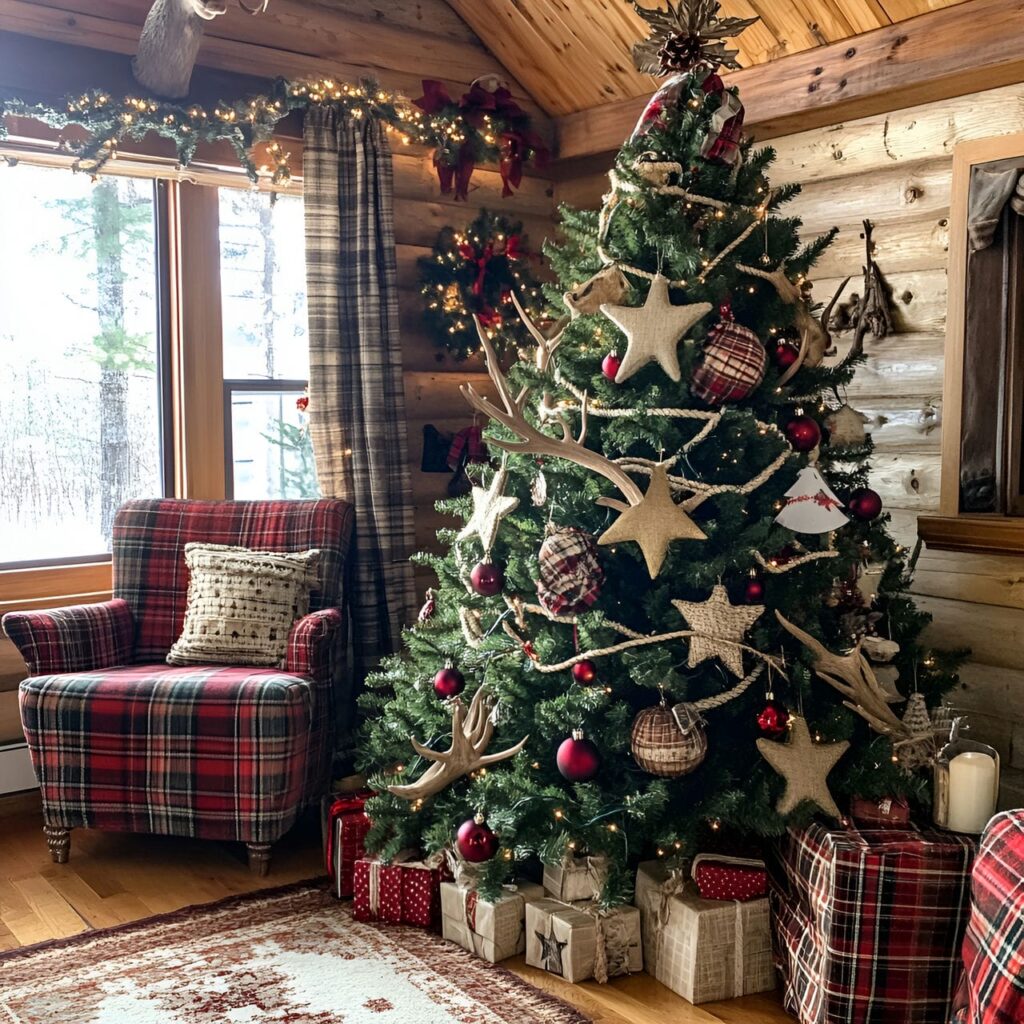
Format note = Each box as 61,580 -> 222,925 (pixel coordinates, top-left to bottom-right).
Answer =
218,189 -> 318,499
0,164 -> 167,567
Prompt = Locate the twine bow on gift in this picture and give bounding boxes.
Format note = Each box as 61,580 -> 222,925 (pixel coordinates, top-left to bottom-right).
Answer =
581,906 -> 637,984
652,867 -> 687,965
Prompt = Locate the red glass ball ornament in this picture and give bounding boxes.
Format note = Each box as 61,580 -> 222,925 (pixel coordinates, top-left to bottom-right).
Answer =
848,487 -> 883,521
756,700 -> 790,739
433,665 -> 465,700
571,659 -> 598,685
556,730 -> 601,783
601,352 -> 622,381
744,576 -> 765,604
718,298 -> 734,322
772,343 -> 800,371
456,814 -> 499,863
470,561 -> 504,596
785,414 -> 822,452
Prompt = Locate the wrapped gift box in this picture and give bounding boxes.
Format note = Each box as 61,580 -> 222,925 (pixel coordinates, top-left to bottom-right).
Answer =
353,855 -> 447,929
321,791 -> 372,899
691,853 -> 767,902
525,898 -> 642,984
542,852 -> 609,902
636,860 -> 775,1004
441,880 -> 545,963
850,794 -> 912,828
770,822 -> 976,1024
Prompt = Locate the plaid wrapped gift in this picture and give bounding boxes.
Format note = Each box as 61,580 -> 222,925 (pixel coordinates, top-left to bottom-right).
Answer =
441,880 -> 545,963
954,811 -> 1024,1024
691,853 -> 768,902
636,860 -> 775,1004
536,527 -> 604,615
691,321 -> 767,405
769,822 -> 975,1024
543,852 -> 609,902
321,791 -> 372,898
353,854 -> 448,929
525,898 -> 642,984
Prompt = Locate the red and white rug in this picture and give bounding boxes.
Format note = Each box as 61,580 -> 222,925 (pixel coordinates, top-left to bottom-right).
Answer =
1,882 -> 588,1024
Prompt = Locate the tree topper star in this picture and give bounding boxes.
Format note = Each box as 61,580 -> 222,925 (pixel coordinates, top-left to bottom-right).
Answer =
601,273 -> 711,384
458,467 -> 519,554
673,583 -> 763,678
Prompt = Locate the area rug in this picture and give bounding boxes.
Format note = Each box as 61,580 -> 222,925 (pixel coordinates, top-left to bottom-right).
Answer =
0,881 -> 589,1024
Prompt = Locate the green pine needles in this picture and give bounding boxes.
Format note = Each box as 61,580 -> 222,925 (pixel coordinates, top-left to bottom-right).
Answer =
358,71 -> 963,904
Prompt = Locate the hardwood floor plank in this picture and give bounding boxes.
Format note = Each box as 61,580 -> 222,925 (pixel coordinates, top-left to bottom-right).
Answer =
7,874 -> 89,943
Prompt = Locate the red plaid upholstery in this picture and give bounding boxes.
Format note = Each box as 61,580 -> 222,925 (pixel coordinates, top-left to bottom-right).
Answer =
4,499 -> 353,850
954,811 -> 1024,1024
3,599 -> 133,676
769,822 -> 975,1024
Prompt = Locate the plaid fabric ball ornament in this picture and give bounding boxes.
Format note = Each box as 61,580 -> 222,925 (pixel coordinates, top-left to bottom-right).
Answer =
537,526 -> 604,615
691,321 -> 767,405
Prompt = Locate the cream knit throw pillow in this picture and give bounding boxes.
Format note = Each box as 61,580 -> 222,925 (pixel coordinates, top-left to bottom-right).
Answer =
167,543 -> 321,668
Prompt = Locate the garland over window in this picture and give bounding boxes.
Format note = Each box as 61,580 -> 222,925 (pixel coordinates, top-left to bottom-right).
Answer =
0,75 -> 548,198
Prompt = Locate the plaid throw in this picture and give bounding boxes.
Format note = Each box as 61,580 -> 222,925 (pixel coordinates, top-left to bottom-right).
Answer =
691,321 -> 767,405
3,599 -> 133,676
769,822 -> 975,1024
954,811 -> 1024,1024
5,499 -> 353,847
303,107 -> 417,673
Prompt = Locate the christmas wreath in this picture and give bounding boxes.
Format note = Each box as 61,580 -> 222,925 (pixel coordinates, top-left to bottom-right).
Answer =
419,210 -> 545,360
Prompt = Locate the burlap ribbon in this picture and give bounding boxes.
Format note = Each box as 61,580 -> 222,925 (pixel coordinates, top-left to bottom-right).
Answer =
653,867 -> 687,966
557,851 -> 605,900
733,900 -> 746,996
586,907 -> 635,984
366,849 -> 424,916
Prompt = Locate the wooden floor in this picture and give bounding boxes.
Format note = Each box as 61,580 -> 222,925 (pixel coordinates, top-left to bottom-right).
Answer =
0,791 -> 792,1024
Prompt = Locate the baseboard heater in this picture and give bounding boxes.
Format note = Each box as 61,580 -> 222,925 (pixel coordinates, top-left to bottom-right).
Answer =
0,743 -> 36,795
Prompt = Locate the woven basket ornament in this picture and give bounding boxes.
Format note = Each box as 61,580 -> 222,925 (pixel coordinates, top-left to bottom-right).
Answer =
691,321 -> 767,405
630,703 -> 707,778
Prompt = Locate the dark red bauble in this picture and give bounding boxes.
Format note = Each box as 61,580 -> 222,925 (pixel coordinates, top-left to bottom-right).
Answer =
848,487 -> 883,521
601,352 -> 622,381
556,731 -> 601,783
772,343 -> 800,371
433,666 -> 465,699
756,700 -> 790,739
571,659 -> 598,685
470,561 -> 504,596
456,814 -> 499,863
744,577 -> 765,604
785,414 -> 822,452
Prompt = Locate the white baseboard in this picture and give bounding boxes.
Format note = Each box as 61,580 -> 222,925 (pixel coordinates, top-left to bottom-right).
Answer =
0,743 -> 37,795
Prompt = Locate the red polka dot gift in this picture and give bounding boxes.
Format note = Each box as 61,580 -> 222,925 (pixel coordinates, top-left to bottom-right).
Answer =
353,853 -> 449,929
690,853 -> 768,902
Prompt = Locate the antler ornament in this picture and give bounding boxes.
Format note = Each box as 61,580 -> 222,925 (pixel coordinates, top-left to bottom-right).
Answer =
388,687 -> 529,801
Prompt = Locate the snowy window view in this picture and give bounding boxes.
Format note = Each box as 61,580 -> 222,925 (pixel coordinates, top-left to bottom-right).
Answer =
218,190 -> 319,500
0,165 -> 164,566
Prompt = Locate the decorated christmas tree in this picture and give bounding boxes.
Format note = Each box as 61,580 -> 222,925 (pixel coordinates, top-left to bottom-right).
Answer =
357,0 -> 962,904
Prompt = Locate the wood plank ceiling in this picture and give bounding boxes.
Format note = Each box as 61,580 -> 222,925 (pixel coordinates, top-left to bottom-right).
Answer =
444,0 -> 974,116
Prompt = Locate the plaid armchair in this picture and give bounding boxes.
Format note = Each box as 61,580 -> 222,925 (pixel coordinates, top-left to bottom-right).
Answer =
3,499 -> 354,875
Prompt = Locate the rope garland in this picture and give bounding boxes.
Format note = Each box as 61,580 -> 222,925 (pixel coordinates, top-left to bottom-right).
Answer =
616,449 -> 790,502
753,548 -> 840,573
689,663 -> 764,712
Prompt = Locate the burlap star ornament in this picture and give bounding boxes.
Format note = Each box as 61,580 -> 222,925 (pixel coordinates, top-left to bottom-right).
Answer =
757,715 -> 849,818
458,467 -> 519,554
600,273 -> 712,383
598,466 -> 706,578
672,584 -> 763,678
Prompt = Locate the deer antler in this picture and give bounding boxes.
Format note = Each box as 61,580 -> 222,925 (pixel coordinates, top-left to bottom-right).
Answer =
388,687 -> 529,801
510,290 -> 569,374
775,611 -> 913,739
462,322 -> 644,505
736,263 -> 849,384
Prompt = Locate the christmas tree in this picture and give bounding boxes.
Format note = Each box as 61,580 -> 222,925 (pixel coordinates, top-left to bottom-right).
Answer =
357,0 -> 962,904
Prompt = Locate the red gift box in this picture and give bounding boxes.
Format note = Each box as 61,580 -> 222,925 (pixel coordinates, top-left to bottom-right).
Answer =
691,853 -> 768,902
322,791 -> 372,899
353,855 -> 448,929
850,794 -> 911,828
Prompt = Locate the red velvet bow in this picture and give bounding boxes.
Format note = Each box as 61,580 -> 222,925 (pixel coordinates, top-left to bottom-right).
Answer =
499,131 -> 549,198
415,80 -> 454,115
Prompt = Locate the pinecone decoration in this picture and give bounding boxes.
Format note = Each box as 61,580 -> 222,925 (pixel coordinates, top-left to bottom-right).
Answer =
658,33 -> 705,73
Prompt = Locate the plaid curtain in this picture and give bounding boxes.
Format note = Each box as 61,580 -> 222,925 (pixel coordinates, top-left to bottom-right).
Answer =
302,106 -> 416,674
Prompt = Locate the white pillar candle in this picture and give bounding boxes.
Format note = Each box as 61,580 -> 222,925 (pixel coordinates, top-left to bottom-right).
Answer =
946,751 -> 998,834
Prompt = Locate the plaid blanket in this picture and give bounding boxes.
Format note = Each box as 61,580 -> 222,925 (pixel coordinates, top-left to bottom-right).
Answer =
769,823 -> 975,1024
954,811 -> 1024,1024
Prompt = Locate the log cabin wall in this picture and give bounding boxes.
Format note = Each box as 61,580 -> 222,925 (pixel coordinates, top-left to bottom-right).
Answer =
556,82 -> 1024,804
0,1 -> 556,748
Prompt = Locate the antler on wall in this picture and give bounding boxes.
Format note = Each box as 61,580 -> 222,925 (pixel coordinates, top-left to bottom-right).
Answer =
133,0 -> 268,99
388,687 -> 529,802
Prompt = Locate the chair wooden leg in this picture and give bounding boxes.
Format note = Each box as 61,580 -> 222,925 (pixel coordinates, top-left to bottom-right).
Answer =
246,842 -> 272,876
44,825 -> 71,864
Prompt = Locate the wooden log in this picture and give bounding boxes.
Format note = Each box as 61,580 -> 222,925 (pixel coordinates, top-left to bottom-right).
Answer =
842,332 -> 945,402
918,595 -> 1024,672
855,396 -> 942,456
554,0 -> 1024,161
868,453 -> 941,512
809,268 -> 947,336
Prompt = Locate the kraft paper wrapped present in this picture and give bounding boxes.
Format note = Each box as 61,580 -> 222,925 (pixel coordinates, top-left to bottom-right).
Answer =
525,897 -> 642,984
542,852 -> 609,902
636,860 -> 775,1004
440,880 -> 545,963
